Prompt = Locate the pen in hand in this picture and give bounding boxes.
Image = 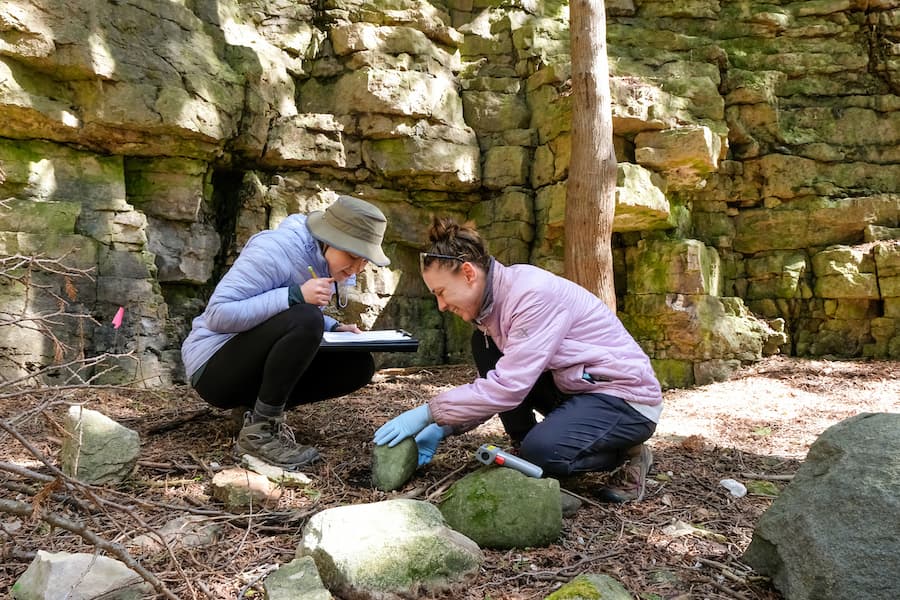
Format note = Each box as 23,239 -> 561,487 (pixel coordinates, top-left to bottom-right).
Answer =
306,265 -> 334,306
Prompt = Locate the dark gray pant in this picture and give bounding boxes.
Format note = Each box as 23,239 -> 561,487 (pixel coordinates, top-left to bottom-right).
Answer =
471,330 -> 656,477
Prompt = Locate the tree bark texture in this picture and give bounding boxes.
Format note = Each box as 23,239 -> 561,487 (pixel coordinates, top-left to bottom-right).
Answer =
565,0 -> 618,311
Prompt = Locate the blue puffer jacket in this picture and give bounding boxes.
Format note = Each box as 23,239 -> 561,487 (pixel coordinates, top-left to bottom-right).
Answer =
181,214 -> 341,382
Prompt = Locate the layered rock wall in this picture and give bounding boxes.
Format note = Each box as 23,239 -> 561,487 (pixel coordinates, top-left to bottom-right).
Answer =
1,0 -> 898,387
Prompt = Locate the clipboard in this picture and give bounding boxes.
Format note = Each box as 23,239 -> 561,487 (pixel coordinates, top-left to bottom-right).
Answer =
319,329 -> 419,352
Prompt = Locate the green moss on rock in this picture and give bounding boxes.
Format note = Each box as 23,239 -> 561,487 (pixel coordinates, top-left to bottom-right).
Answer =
438,467 -> 561,549
545,573 -> 634,600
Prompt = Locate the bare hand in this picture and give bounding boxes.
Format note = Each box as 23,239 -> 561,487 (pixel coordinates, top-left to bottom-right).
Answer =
334,323 -> 362,333
301,277 -> 334,306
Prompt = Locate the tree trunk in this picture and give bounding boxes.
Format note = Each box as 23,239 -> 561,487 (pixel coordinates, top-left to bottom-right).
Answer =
565,0 -> 617,311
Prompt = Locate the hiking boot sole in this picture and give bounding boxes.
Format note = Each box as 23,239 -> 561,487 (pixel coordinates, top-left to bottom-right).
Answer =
233,442 -> 321,471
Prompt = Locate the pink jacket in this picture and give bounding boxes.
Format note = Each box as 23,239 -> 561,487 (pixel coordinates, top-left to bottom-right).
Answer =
428,262 -> 662,427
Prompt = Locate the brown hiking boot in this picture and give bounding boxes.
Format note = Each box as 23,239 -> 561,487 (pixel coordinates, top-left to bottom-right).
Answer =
234,412 -> 320,470
597,444 -> 653,503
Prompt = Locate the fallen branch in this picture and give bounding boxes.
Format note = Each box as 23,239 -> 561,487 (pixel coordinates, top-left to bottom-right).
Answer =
699,575 -> 750,600
143,408 -> 212,435
0,498 -> 179,600
425,464 -> 469,502
137,459 -> 202,471
559,487 -> 606,510
696,557 -> 748,585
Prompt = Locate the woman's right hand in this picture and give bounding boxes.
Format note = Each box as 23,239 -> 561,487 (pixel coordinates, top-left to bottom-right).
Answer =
301,277 -> 334,306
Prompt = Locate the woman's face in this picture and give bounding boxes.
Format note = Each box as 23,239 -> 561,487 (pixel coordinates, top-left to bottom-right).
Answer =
325,247 -> 367,282
422,262 -> 485,322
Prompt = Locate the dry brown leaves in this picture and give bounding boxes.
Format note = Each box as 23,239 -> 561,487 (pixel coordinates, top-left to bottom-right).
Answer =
1,357 -> 897,599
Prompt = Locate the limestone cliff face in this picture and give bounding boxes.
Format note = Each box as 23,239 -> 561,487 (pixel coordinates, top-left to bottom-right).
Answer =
0,0 -> 898,386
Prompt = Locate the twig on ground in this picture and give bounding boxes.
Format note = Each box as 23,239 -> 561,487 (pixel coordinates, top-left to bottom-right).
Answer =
559,487 -> 606,510
739,472 -> 794,481
700,575 -> 750,600
697,557 -> 749,584
187,452 -> 217,478
143,408 -> 213,435
138,460 -> 204,472
0,498 -> 180,600
425,464 -> 469,501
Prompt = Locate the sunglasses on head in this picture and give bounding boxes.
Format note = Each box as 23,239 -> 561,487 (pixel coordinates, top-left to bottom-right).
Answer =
419,252 -> 466,272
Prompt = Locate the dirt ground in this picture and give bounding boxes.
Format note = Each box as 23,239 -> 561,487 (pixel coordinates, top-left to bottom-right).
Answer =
1,356 -> 898,599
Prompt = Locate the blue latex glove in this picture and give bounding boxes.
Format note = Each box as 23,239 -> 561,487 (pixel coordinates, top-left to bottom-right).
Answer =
373,404 -> 432,447
414,423 -> 450,467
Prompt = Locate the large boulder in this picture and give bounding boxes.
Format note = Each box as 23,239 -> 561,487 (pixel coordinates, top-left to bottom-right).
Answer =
297,499 -> 483,599
438,467 -> 561,549
743,413 -> 900,600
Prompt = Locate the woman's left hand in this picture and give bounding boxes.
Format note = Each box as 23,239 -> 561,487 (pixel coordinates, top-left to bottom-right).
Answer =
414,423 -> 447,466
333,323 -> 361,333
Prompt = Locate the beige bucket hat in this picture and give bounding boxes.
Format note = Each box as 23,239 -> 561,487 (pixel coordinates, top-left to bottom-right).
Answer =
307,195 -> 391,266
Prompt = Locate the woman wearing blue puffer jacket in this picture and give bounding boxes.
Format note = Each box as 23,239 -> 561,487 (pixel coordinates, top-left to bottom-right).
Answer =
182,195 -> 391,470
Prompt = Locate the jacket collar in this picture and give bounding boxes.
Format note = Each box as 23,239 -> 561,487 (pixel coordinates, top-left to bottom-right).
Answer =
474,257 -> 496,327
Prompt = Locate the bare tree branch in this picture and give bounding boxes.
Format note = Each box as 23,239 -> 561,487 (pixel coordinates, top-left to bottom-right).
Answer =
0,498 -> 180,600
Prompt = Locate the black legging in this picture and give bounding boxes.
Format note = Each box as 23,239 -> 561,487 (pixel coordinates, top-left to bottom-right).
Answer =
194,303 -> 375,412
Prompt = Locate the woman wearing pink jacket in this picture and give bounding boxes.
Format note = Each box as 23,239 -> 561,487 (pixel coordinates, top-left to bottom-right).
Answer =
374,217 -> 662,502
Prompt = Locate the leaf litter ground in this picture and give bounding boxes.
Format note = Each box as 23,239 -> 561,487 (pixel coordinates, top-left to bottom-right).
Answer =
1,356 -> 897,599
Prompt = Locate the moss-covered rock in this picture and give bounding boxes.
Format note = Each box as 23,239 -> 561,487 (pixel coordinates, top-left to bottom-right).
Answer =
544,573 -> 634,600
371,437 -> 418,492
626,239 -> 722,296
297,499 -> 483,597
438,467 -> 561,549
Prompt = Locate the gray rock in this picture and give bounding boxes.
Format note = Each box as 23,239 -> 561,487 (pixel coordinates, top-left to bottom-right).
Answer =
743,413 -> 900,600
128,515 -> 223,555
635,125 -> 724,189
265,556 -> 333,600
614,163 -> 673,232
210,467 -> 282,512
11,550 -> 152,600
560,489 -> 583,517
60,406 -> 140,485
371,437 -> 418,491
297,499 -> 482,599
812,245 -> 879,299
263,114 -> 347,168
439,467 -> 562,549
545,573 -> 634,600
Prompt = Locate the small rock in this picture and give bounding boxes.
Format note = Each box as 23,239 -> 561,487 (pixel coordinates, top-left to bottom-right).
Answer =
128,515 -> 223,554
720,478 -> 747,497
241,454 -> 313,487
60,406 -> 140,485
545,573 -> 634,600
11,550 -> 152,599
211,467 -> 282,511
264,556 -> 333,600
371,438 -> 418,491
560,489 -> 583,517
